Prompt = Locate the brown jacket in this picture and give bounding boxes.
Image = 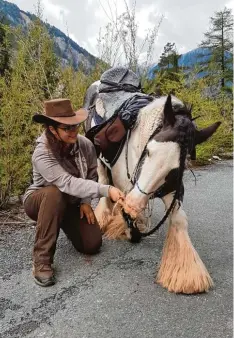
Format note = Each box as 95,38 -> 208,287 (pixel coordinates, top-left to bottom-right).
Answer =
23,132 -> 110,205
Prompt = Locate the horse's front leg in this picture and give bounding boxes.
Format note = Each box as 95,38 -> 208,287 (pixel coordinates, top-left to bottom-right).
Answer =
94,159 -> 127,239
156,192 -> 213,294
94,159 -> 112,228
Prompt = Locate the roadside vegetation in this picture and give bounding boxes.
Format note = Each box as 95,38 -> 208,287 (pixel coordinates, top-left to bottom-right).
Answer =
0,3 -> 232,208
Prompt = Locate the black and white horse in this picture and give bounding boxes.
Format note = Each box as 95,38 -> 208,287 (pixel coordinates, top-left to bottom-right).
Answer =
84,67 -> 221,294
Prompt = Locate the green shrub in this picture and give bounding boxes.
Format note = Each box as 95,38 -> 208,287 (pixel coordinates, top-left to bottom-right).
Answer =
0,13 -> 232,208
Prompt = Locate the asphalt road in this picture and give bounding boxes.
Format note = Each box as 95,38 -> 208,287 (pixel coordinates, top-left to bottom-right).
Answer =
0,160 -> 233,338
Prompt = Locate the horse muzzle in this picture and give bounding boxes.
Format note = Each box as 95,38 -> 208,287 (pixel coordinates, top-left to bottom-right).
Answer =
122,210 -> 142,243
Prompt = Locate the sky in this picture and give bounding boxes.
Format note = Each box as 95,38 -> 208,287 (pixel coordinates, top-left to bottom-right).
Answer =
7,0 -> 234,64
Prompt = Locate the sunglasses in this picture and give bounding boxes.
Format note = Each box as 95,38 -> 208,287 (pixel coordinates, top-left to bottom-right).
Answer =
57,124 -> 80,133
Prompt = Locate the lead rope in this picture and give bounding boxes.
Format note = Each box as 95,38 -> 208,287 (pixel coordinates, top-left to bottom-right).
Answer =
125,129 -> 134,183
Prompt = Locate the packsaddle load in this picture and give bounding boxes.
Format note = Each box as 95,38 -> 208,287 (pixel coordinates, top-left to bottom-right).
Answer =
85,67 -> 186,167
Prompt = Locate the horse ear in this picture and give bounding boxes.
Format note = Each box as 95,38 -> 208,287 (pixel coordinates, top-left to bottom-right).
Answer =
195,121 -> 221,145
164,94 -> 176,126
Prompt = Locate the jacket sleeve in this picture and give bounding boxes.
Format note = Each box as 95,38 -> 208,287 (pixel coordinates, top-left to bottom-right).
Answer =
33,149 -> 110,200
80,141 -> 100,205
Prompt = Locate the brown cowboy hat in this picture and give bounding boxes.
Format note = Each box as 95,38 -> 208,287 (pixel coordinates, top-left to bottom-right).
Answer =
33,98 -> 88,125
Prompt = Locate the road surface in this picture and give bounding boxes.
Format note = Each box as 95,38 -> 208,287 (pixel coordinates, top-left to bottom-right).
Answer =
0,160 -> 233,338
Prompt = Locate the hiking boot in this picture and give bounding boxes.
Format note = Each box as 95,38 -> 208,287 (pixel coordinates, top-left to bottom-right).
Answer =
32,263 -> 55,287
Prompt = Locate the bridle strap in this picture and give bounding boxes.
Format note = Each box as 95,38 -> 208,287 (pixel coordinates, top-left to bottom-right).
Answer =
136,181 -> 155,196
124,128 -> 189,241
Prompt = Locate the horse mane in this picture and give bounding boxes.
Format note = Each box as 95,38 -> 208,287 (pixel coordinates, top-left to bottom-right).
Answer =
174,103 -> 193,119
135,99 -> 164,154
133,97 -> 194,154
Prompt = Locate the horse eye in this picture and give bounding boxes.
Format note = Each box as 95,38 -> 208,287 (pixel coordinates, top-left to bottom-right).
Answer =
146,149 -> 150,157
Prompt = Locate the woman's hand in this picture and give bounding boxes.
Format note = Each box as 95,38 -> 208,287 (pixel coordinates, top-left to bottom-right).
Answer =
80,203 -> 95,224
108,186 -> 125,203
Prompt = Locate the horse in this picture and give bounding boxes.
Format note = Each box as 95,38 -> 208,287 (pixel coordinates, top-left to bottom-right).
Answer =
83,66 -> 221,294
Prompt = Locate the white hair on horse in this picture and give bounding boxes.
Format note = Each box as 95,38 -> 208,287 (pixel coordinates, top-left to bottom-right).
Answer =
133,95 -> 185,155
84,68 -> 221,295
136,100 -> 163,155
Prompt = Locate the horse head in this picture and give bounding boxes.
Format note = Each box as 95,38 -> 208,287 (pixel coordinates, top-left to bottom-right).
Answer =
124,94 -> 221,218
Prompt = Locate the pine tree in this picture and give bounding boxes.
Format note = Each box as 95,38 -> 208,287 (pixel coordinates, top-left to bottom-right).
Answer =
158,42 -> 180,72
152,42 -> 182,94
200,7 -> 233,88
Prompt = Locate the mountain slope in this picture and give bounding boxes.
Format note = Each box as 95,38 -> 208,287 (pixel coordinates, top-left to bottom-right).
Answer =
148,47 -> 233,84
0,0 -> 97,70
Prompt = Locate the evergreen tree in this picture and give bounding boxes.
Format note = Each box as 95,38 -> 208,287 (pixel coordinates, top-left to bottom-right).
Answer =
158,42 -> 180,72
152,42 -> 182,93
200,7 -> 233,88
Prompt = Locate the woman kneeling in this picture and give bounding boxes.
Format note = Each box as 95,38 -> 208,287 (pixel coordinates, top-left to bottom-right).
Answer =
23,98 -> 124,287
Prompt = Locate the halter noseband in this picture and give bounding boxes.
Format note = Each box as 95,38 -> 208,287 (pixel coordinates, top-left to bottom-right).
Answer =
135,181 -> 156,196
